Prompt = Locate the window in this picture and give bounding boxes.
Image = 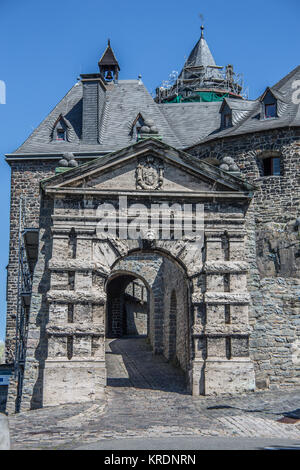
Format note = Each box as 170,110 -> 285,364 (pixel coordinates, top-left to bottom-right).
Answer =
224,113 -> 231,128
263,156 -> 281,176
265,102 -> 277,119
56,129 -> 66,141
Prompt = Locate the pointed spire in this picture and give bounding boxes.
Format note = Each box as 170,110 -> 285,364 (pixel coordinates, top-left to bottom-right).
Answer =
184,27 -> 219,70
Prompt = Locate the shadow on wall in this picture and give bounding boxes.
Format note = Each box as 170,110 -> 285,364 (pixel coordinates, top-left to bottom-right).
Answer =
30,198 -> 54,410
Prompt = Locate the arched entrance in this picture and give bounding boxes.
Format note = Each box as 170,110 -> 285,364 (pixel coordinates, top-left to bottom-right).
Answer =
105,250 -> 190,393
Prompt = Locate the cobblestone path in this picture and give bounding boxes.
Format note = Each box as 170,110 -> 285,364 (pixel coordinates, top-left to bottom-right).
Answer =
8,337 -> 300,449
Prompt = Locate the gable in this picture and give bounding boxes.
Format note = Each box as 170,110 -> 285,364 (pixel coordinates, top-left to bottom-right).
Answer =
41,139 -> 254,195
66,157 -> 214,192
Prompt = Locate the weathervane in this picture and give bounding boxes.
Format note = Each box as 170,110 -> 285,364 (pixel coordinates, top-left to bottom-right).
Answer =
198,13 -> 205,38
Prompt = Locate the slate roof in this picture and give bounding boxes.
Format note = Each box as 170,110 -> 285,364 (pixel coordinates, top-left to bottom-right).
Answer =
186,65 -> 300,148
179,28 -> 222,80
158,101 -> 222,148
7,64 -> 300,158
11,80 -> 181,155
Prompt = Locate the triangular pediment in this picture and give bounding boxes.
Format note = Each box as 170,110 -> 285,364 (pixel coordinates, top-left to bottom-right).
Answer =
41,138 -> 254,195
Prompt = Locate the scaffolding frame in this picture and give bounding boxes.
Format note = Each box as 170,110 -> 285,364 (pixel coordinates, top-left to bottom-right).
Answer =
155,64 -> 247,103
14,197 -> 39,412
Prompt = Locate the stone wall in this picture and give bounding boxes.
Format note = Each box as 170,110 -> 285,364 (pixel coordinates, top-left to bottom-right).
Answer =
124,300 -> 148,336
5,158 -> 94,364
189,128 -> 300,389
125,280 -> 148,335
5,160 -> 57,363
162,258 -> 189,371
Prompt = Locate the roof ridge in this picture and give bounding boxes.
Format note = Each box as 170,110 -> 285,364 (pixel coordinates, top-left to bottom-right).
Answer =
272,65 -> 300,91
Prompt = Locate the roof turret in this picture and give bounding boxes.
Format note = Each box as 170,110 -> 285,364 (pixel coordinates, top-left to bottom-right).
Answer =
98,39 -> 120,82
156,26 -> 243,103
181,25 -> 221,78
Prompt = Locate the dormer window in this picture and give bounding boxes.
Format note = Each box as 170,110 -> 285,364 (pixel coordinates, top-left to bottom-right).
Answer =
265,102 -> 277,119
260,89 -> 278,120
56,129 -> 66,141
224,113 -> 232,128
220,101 -> 233,129
130,113 -> 145,141
52,114 -> 70,142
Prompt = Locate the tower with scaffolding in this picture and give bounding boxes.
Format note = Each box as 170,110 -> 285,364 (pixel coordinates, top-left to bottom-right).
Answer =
155,25 -> 247,104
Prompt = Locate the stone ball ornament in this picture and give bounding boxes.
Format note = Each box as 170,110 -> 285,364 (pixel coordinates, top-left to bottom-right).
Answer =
220,156 -> 240,173
63,152 -> 74,161
144,119 -> 154,127
68,159 -> 79,168
58,158 -> 69,167
229,163 -> 239,171
220,163 -> 229,171
140,119 -> 159,135
58,152 -> 78,168
223,156 -> 235,165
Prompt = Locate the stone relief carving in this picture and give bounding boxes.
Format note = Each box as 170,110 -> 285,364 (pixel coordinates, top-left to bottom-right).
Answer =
136,155 -> 164,190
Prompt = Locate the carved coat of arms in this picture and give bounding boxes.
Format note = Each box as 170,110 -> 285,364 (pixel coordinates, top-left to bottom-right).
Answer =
136,155 -> 164,190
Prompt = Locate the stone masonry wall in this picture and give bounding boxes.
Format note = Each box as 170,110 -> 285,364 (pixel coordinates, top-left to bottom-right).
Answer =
6,160 -> 58,363
190,128 -> 300,390
6,159 -> 90,365
162,258 -> 189,372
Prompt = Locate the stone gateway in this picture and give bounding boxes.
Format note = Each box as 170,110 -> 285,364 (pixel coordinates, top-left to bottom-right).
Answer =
4,30 -> 300,413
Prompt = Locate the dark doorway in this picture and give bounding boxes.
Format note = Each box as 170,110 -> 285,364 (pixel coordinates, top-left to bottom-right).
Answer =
106,274 -> 149,338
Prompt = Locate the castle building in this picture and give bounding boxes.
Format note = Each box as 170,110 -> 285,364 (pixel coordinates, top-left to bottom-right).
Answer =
4,29 -> 300,412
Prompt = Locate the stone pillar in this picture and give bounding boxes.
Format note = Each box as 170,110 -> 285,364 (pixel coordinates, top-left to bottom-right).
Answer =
42,229 -> 107,406
191,231 -> 255,396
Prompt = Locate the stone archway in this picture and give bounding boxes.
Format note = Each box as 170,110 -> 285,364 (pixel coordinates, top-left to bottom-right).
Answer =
105,250 -> 191,391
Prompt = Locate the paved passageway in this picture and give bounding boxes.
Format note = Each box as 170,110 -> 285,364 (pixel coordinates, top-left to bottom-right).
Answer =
7,339 -> 300,450
106,337 -> 187,394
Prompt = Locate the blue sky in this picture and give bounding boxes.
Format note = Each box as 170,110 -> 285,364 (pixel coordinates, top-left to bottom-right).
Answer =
0,0 -> 299,340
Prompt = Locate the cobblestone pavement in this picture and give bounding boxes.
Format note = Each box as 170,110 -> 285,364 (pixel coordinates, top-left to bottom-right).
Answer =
8,337 -> 300,450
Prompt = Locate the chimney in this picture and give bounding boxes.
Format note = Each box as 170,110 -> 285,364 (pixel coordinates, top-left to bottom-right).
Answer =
80,74 -> 106,144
